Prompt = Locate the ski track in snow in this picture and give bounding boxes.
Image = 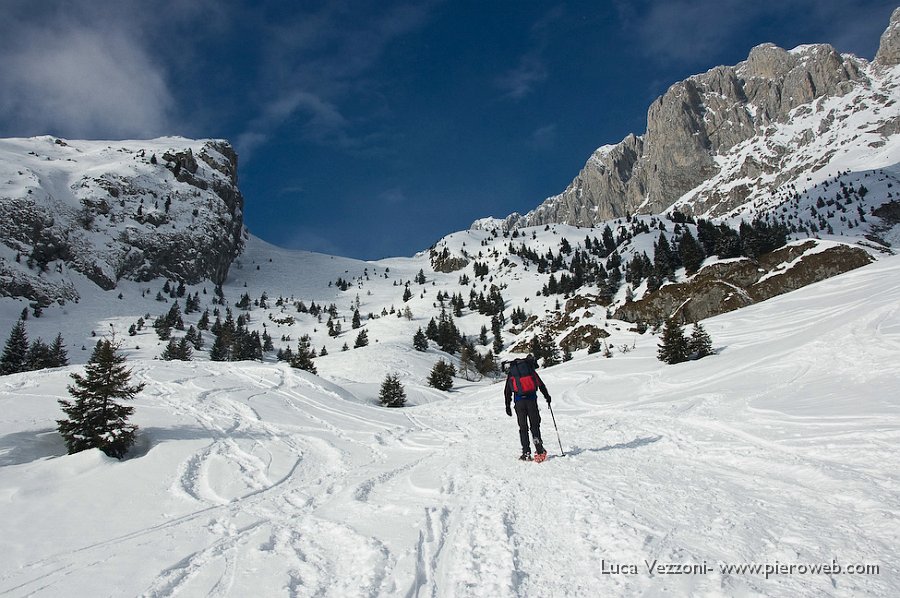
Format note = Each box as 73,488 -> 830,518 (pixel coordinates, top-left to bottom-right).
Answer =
2,260 -> 900,596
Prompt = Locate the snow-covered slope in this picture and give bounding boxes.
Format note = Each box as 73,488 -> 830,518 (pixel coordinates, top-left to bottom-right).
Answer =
1,253 -> 898,597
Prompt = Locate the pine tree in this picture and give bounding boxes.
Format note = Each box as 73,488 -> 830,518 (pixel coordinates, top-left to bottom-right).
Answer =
160,338 -> 179,361
209,333 -> 229,361
530,330 -> 559,366
166,302 -> 185,330
379,374 -> 407,408
436,311 -> 460,354
413,328 -> 429,351
348,328 -> 366,348
458,346 -> 477,381
653,234 -> 677,280
262,331 -> 274,352
541,332 -> 561,368
153,316 -> 172,341
57,340 -> 145,459
161,337 -> 193,361
0,320 -> 29,375
657,319 -> 689,364
236,293 -> 252,311
290,335 -> 318,374
352,309 -> 361,329
26,338 -> 53,370
678,228 -> 705,275
476,350 -> 500,378
687,323 -> 713,359
425,318 -> 439,340
428,359 -> 455,391
49,333 -> 69,367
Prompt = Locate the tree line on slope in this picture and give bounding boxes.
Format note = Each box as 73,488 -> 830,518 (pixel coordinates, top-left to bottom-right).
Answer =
0,319 -> 68,375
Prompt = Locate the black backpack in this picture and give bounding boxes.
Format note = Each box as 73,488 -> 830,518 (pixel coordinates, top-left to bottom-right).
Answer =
507,359 -> 539,396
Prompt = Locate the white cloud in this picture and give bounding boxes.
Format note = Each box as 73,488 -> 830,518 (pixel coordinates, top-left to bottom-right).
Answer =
495,6 -> 564,101
238,90 -> 350,158
0,9 -> 175,139
528,124 -> 558,149
619,0 -> 896,66
496,52 -> 549,100
622,0 -> 752,65
237,1 -> 439,155
378,187 -> 408,205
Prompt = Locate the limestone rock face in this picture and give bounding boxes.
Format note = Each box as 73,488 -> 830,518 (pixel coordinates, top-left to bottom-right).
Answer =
481,12 -> 898,231
0,137 -> 245,305
875,7 -> 900,67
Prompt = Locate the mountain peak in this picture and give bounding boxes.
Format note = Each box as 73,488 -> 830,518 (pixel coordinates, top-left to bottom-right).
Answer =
481,10 -> 897,232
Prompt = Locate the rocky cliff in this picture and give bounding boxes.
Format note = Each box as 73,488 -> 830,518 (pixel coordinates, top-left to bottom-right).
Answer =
478,9 -> 900,232
0,137 -> 245,305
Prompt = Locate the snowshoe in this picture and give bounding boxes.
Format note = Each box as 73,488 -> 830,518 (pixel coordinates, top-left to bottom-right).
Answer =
533,452 -> 547,463
519,453 -> 532,461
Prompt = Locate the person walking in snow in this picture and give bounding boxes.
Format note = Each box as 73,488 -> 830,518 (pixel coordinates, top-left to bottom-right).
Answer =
504,354 -> 551,461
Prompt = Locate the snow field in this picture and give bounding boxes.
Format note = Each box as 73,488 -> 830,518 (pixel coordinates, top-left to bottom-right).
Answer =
0,255 -> 898,596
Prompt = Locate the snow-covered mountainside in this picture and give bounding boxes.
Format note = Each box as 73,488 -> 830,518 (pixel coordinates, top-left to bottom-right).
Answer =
0,136 -> 244,306
2,250 -> 898,597
480,8 -> 900,233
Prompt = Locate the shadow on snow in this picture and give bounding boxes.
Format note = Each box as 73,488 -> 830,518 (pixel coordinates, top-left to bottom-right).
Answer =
1,425 -> 265,465
0,428 -> 67,466
565,434 -> 663,457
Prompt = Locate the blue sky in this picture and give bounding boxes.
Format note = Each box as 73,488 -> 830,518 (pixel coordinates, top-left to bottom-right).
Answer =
0,1 -> 896,259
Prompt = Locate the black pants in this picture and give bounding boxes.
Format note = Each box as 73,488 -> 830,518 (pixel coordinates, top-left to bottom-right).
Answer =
514,399 -> 542,453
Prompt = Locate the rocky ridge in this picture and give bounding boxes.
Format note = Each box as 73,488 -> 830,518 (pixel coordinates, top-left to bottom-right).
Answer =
477,9 -> 900,232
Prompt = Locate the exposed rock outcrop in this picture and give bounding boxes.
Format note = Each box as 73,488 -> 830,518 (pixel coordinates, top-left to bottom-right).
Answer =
612,241 -> 874,325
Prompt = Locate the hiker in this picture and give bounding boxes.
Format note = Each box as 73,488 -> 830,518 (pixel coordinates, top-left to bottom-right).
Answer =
504,354 -> 551,461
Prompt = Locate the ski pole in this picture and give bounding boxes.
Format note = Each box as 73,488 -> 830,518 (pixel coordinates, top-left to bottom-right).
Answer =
547,403 -> 565,456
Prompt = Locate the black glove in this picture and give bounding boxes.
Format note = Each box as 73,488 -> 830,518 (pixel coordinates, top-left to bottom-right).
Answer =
506,405 -> 512,417
546,395 -> 552,405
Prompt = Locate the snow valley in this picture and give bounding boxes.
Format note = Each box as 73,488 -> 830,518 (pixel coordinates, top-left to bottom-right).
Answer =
1,241 -> 898,596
